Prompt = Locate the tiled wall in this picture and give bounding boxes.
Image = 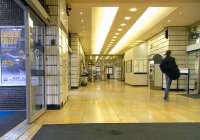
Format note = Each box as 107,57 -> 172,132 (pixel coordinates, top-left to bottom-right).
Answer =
148,27 -> 191,90
45,0 -> 60,107
70,34 -> 81,88
168,27 -> 189,89
45,0 -> 69,108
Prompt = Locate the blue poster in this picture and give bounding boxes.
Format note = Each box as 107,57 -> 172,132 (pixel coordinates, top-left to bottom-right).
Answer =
0,28 -> 26,86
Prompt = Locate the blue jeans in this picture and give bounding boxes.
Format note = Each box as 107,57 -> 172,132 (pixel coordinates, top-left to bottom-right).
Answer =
165,74 -> 172,98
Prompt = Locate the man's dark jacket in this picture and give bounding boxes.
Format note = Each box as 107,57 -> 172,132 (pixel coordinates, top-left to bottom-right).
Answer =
160,56 -> 180,80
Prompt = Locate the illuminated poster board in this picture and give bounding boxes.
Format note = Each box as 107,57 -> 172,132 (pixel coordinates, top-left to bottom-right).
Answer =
0,27 -> 26,86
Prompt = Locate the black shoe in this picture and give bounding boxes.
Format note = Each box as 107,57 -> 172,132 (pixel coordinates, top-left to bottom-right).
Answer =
164,94 -> 168,100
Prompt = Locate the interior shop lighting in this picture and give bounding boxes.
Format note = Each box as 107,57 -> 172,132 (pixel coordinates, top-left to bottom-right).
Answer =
115,32 -> 120,35
92,7 -> 119,54
110,7 -> 176,54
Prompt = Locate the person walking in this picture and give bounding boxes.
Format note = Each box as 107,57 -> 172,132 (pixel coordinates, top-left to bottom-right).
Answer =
160,50 -> 180,100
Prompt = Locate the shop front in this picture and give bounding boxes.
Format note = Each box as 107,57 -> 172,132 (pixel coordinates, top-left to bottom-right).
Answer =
0,0 -> 46,136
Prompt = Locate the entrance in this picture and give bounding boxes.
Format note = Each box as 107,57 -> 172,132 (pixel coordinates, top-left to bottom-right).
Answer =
26,11 -> 46,123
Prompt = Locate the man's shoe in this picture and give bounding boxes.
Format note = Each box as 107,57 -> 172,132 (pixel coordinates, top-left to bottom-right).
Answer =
164,94 -> 168,100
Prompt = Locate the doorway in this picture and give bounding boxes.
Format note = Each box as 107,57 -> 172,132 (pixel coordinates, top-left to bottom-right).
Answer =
26,10 -> 46,123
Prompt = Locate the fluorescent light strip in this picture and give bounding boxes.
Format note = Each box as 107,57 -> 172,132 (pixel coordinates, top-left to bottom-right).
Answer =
110,7 -> 176,54
92,7 -> 119,54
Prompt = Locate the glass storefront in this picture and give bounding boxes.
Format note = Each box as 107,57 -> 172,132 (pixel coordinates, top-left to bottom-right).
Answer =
0,0 -> 26,137
0,0 -> 46,136
28,12 -> 46,121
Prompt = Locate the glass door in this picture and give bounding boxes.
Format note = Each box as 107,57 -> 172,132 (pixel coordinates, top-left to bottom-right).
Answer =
27,12 -> 46,123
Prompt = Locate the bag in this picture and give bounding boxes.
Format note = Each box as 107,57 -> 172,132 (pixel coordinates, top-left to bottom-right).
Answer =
160,56 -> 180,80
168,67 -> 180,80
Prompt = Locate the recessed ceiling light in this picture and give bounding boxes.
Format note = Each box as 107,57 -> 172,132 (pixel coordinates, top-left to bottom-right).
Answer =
130,8 -> 138,12
118,28 -> 123,31
168,19 -> 171,23
111,39 -> 115,41
120,23 -> 127,27
80,11 -> 83,15
113,36 -> 117,39
124,16 -> 131,20
110,7 -> 176,54
81,19 -> 84,23
115,33 -> 119,35
179,11 -> 183,15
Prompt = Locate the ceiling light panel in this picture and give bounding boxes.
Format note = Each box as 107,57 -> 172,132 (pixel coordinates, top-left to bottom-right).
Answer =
110,7 -> 176,54
91,7 -> 119,54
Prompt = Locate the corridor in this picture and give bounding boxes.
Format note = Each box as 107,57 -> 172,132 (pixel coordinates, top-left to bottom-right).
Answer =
36,80 -> 200,124
7,80 -> 200,140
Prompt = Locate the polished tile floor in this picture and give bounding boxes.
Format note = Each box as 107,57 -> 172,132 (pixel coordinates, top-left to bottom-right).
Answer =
15,80 -> 200,139
37,80 -> 200,124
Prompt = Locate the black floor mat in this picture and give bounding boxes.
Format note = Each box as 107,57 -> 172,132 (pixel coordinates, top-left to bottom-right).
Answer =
32,123 -> 200,140
0,111 -> 26,137
178,94 -> 200,99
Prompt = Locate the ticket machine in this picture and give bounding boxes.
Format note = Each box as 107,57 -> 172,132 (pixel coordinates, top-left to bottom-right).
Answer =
149,54 -> 163,89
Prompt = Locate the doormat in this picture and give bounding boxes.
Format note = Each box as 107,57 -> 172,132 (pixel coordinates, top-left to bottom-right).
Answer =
178,94 -> 200,99
32,123 -> 200,140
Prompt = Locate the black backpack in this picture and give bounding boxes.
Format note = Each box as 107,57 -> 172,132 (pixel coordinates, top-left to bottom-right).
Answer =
160,57 -> 180,80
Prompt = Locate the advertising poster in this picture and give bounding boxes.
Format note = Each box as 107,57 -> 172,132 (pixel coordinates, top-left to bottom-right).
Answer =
0,28 -> 26,86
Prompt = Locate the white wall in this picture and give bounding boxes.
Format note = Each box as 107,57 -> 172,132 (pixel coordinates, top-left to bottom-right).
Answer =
124,43 -> 148,85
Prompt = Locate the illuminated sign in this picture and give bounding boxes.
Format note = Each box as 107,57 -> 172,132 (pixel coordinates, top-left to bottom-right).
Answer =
0,27 -> 26,86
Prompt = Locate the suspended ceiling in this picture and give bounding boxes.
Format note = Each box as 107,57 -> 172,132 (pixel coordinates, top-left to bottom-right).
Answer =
67,0 -> 200,55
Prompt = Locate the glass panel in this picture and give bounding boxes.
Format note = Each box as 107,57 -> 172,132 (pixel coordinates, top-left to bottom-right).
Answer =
29,13 -> 45,116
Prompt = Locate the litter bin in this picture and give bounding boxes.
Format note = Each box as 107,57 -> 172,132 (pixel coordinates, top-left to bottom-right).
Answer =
81,75 -> 88,86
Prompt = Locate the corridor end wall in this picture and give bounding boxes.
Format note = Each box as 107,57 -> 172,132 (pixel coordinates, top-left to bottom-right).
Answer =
124,43 -> 148,86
